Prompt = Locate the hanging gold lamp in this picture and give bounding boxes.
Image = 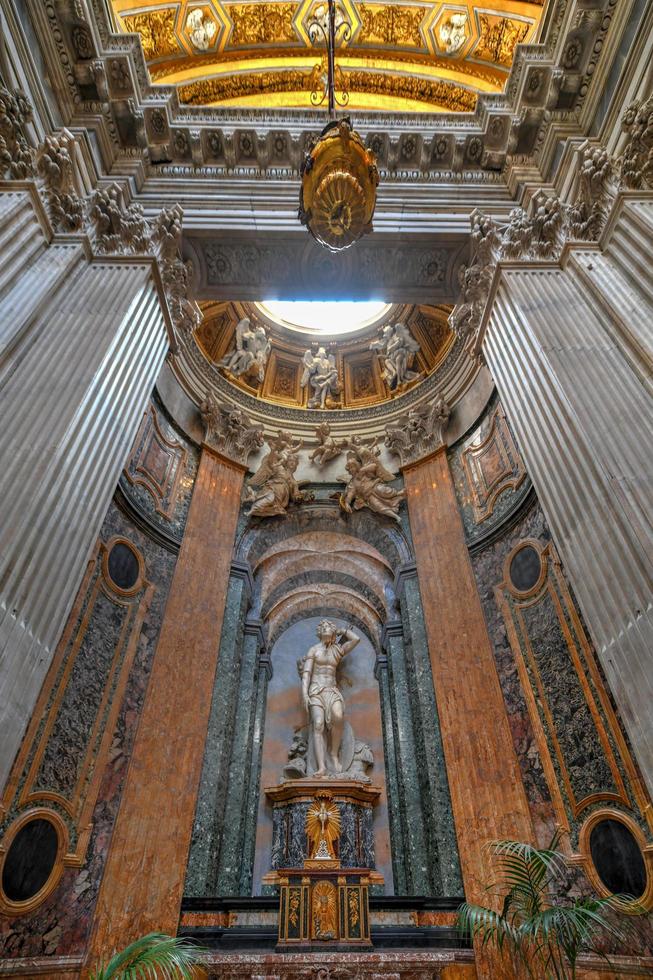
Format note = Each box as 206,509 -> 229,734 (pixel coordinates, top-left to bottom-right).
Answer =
298,0 -> 379,252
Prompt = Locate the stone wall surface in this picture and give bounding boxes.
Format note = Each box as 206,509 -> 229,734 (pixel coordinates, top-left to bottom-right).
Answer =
0,502 -> 176,959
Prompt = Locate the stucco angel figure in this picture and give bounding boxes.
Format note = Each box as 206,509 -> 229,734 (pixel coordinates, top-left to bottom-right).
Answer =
339,453 -> 405,523
300,620 -> 360,777
301,347 -> 340,409
369,322 -> 421,390
309,422 -> 345,466
244,443 -> 312,518
219,317 -> 271,384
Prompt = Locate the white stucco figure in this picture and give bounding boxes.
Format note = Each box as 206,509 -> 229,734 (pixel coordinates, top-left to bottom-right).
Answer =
369,322 -> 421,390
301,347 -> 340,408
439,12 -> 468,55
185,9 -> 218,50
219,317 -> 271,384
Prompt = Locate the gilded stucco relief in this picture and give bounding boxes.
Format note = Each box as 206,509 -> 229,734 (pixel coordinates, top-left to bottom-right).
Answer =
112,0 -> 541,109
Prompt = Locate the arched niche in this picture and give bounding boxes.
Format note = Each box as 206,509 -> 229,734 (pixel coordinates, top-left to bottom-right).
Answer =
252,615 -> 392,894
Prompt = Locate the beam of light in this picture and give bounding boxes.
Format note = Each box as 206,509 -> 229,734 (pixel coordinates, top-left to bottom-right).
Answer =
259,300 -> 390,335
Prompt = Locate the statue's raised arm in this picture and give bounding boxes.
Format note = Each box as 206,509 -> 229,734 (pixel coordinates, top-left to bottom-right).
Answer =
337,626 -> 360,656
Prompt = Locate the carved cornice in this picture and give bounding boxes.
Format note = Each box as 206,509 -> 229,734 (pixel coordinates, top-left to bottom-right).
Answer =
32,0 -> 617,189
384,394 -> 451,466
200,392 -> 264,464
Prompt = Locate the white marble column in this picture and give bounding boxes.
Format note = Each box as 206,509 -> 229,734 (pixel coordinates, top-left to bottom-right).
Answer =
0,188 -> 170,788
482,193 -> 653,795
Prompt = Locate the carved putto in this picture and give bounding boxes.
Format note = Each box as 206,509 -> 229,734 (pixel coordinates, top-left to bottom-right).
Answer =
301,347 -> 340,409
338,438 -> 404,523
200,393 -> 264,463
185,8 -> 218,50
439,12 -> 468,54
219,317 -> 271,385
384,394 -> 451,466
309,422 -> 345,466
244,431 -> 313,518
369,322 -> 421,391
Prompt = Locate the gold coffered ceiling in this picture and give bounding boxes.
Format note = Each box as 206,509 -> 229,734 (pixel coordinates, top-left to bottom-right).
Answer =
112,0 -> 545,112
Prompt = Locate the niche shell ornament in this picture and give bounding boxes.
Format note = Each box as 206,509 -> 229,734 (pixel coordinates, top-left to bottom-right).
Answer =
299,118 -> 379,252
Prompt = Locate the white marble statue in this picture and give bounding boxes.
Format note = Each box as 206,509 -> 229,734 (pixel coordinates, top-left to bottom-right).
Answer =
219,317 -> 271,384
244,436 -> 312,518
301,347 -> 340,408
369,322 -> 421,390
300,620 -> 360,777
185,8 -> 218,50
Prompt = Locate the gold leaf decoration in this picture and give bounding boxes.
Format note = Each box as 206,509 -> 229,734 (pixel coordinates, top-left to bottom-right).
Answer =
359,4 -> 424,47
474,14 -> 530,67
178,67 -> 477,111
226,2 -> 297,46
306,792 -> 341,858
312,880 -> 338,940
122,9 -> 180,60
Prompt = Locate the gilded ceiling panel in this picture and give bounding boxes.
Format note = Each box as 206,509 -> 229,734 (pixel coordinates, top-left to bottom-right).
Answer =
112,0 -> 545,110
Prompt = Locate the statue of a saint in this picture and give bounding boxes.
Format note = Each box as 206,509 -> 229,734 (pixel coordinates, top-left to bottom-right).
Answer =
369,322 -> 421,390
219,317 -> 271,384
300,620 -> 360,777
301,347 -> 340,408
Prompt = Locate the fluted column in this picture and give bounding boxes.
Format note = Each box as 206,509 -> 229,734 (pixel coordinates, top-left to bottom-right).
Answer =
86,444 -> 248,959
0,188 -> 169,789
482,193 -> 653,796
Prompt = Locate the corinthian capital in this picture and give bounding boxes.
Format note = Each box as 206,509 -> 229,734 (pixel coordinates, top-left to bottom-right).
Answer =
200,393 -> 264,464
384,394 -> 451,466
0,85 -> 34,179
37,132 -> 85,232
619,94 -> 653,190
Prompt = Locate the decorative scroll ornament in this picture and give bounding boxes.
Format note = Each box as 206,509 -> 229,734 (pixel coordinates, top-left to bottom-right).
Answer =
338,437 -> 405,522
384,394 -> 451,466
298,0 -> 379,252
244,430 -> 314,517
200,392 -> 264,463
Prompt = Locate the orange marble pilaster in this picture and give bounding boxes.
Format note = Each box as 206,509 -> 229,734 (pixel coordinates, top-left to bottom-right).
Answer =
404,448 -> 535,979
85,445 -> 246,964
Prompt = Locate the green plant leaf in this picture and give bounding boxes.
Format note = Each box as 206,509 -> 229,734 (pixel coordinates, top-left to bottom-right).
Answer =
88,932 -> 205,980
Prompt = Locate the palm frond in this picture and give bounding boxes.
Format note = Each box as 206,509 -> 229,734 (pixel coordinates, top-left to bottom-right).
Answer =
89,932 -> 204,980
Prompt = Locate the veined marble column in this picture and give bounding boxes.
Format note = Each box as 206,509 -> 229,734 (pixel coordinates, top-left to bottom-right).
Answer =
86,442 -> 251,959
403,447 -> 534,978
185,566 -> 253,897
482,193 -> 653,796
0,187 -> 170,790
239,645 -> 272,896
374,650 -> 407,895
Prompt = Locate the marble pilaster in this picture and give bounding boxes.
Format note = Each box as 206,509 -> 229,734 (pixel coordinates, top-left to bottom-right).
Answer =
396,570 -> 463,897
373,652 -> 407,895
239,648 -> 272,896
381,621 -> 431,895
214,618 -> 265,895
184,567 -> 252,897
85,446 -> 247,958
0,188 -> 169,791
481,196 -> 653,796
